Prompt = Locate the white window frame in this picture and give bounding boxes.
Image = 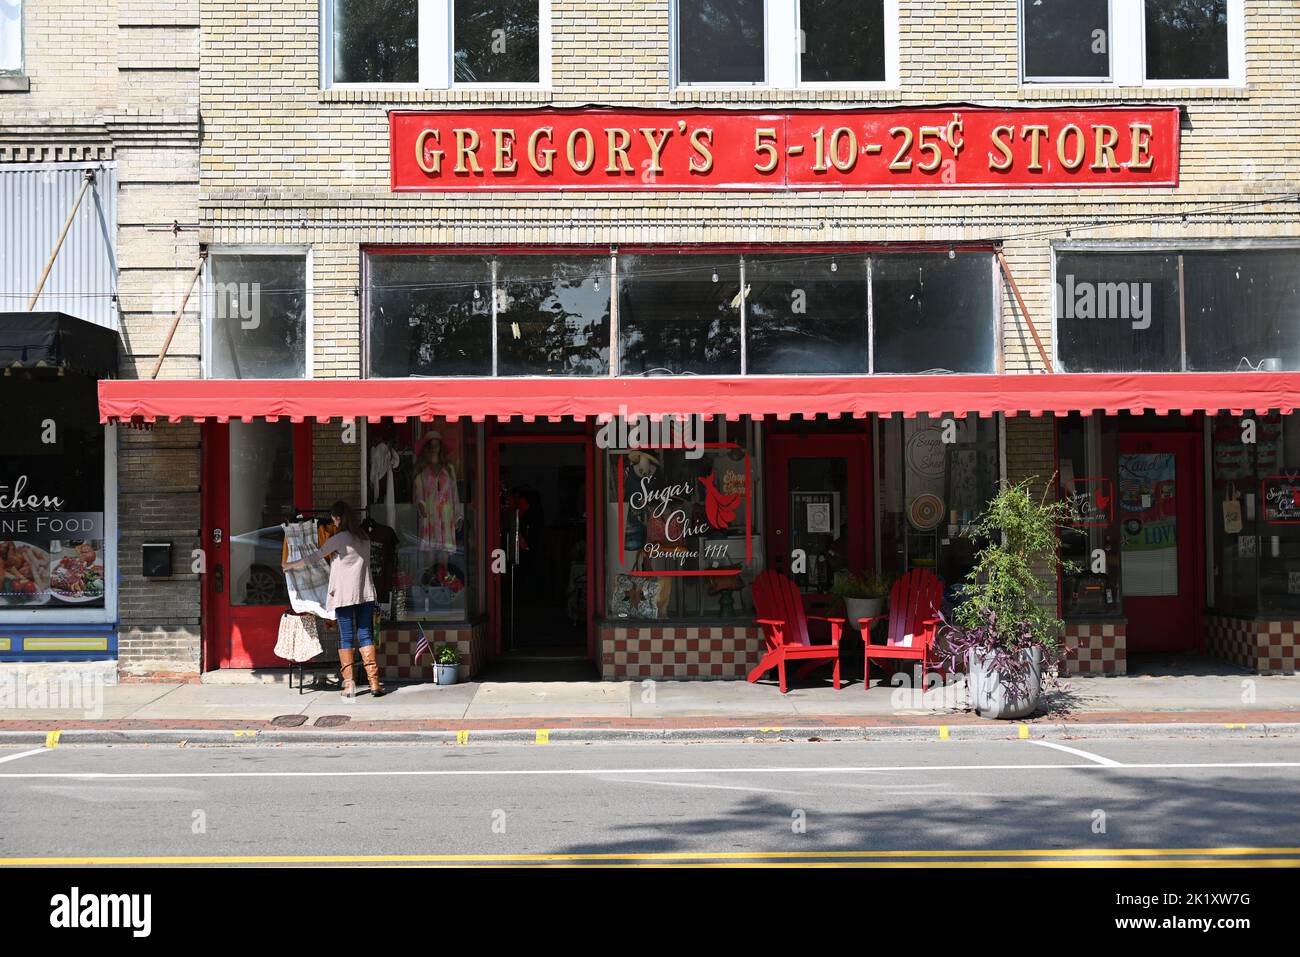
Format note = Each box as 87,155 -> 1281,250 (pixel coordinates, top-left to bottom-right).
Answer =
202,246 -> 315,381
0,0 -> 24,76
321,0 -> 551,91
672,0 -> 898,91
1021,0 -> 1245,88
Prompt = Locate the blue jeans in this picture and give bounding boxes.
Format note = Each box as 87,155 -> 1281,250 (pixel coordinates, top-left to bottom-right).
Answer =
336,601 -> 376,650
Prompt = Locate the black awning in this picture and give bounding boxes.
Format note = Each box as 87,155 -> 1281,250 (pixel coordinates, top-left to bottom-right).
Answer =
0,312 -> 120,378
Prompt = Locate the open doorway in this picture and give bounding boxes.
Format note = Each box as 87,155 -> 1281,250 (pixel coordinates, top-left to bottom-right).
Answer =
489,437 -> 594,668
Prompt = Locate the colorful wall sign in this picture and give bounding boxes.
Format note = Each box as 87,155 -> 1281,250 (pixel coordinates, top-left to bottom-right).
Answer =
391,106 -> 1180,192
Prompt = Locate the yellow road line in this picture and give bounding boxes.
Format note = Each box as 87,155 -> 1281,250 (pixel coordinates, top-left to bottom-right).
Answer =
3,847 -> 1297,867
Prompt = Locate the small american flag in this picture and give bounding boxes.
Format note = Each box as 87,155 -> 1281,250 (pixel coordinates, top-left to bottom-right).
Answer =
413,623 -> 431,666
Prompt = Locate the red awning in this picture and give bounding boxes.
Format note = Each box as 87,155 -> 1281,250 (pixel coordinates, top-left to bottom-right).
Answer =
98,373 -> 1300,424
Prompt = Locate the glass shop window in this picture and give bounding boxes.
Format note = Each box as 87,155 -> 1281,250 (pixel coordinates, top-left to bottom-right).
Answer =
1021,0 -> 1111,82
1184,250 -> 1300,373
368,254 -> 493,377
0,375 -> 107,610
1057,415 -> 1124,617
1055,252 -> 1182,373
364,418 -> 479,622
877,414 -> 1001,599
453,0 -> 541,84
329,0 -> 420,85
604,418 -> 763,620
1211,412 -> 1300,616
675,0 -> 766,85
1144,0 -> 1229,82
744,254 -> 869,375
871,253 -> 996,374
495,255 -> 610,376
206,253 -> 308,379
618,255 -> 742,376
799,0 -> 887,84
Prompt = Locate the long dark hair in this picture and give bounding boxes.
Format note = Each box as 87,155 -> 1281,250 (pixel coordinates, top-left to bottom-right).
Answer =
331,501 -> 369,541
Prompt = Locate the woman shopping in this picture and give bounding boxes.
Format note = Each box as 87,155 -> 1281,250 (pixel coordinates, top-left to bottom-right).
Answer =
282,501 -> 385,699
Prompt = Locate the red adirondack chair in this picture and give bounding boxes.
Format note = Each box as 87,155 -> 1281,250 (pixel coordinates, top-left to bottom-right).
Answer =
858,568 -> 944,690
748,570 -> 842,693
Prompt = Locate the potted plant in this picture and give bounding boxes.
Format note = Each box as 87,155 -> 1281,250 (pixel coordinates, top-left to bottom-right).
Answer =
936,479 -> 1075,720
434,644 -> 461,686
831,570 -> 893,632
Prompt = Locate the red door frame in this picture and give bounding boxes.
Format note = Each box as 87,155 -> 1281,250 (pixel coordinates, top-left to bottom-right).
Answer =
1118,431 -> 1205,655
764,430 -> 874,608
485,433 -> 596,661
202,421 -> 314,671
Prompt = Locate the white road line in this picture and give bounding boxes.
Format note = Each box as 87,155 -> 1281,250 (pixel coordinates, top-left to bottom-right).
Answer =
1,761 -> 1298,780
0,748 -> 51,766
1028,740 -> 1123,766
612,777 -> 808,795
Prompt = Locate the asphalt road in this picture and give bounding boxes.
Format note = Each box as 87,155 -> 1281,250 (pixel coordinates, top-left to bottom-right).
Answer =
1,737 -> 1298,865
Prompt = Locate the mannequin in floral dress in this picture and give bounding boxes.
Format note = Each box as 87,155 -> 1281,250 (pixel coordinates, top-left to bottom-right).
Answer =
413,432 -> 463,577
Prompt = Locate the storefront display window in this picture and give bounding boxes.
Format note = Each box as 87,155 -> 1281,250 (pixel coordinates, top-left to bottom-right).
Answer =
618,255 -> 742,376
206,253 -> 308,379
1058,415 -> 1124,617
1056,248 -> 1300,373
1144,0 -> 1230,82
1021,0 -> 1110,82
1211,411 -> 1300,615
364,417 -> 479,622
871,253 -> 996,374
1055,252 -> 1182,373
0,376 -> 107,610
744,254 -> 869,374
877,414 -> 1000,595
369,254 -> 494,377
603,418 -> 763,620
495,255 -> 610,376
1185,250 -> 1300,372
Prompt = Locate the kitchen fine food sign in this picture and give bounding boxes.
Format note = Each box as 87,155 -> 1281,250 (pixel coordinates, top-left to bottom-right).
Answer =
391,106 -> 1180,191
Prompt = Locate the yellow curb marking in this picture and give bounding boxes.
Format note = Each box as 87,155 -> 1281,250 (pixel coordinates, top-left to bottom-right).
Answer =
232,730 -> 259,738
535,729 -> 550,744
456,730 -> 470,745
1017,724 -> 1031,739
938,726 -> 949,740
1224,723 -> 1247,730
44,731 -> 61,748
3,847 -> 1298,867
759,727 -> 782,733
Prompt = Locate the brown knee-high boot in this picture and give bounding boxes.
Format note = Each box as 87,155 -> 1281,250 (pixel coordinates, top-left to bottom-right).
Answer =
359,645 -> 386,697
338,648 -> 357,698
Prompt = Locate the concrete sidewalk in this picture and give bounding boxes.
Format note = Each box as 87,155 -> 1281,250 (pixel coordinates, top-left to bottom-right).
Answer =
1,667 -> 1297,731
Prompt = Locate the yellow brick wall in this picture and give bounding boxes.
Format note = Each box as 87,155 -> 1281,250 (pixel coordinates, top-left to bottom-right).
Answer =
198,1 -> 1300,380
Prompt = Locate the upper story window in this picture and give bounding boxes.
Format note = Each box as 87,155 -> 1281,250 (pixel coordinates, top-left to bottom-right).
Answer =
673,0 -> 897,89
0,0 -> 22,75
1020,0 -> 1243,86
323,0 -> 549,89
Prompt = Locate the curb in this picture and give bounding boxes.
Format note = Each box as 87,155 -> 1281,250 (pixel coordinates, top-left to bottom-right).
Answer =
1,722 -> 1297,747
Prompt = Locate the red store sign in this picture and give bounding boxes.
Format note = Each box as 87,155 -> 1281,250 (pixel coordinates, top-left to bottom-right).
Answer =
390,106 -> 1180,192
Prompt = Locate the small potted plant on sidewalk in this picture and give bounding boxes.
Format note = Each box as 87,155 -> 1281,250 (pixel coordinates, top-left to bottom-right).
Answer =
937,478 -> 1075,720
435,644 -> 461,686
831,570 -> 893,632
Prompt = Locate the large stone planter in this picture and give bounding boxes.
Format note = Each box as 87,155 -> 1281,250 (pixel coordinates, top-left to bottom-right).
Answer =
966,646 -> 1043,720
844,597 -> 885,632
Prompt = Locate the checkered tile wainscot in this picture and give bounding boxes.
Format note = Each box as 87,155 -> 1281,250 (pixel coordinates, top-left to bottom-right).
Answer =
1206,615 -> 1298,675
375,623 -> 489,682
601,625 -> 765,680
1061,621 -> 1127,676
